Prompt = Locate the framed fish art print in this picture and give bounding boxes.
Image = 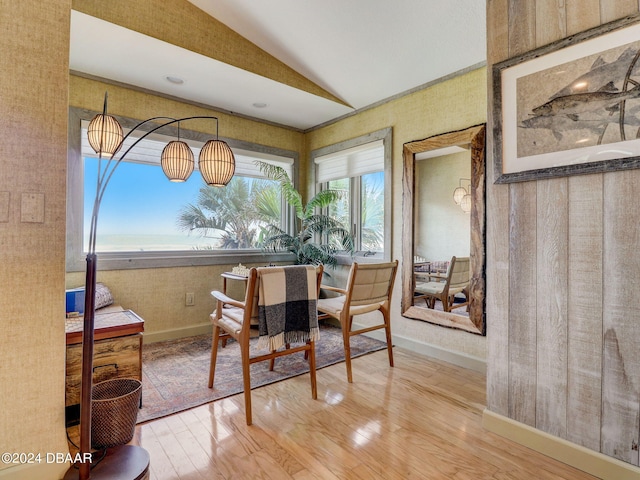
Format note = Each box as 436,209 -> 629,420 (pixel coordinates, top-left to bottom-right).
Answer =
493,14 -> 640,183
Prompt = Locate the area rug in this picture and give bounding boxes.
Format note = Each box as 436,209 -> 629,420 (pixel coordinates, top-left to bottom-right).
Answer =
137,324 -> 386,423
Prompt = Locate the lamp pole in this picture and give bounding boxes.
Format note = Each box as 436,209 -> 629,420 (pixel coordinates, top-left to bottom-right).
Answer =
65,94 -> 234,480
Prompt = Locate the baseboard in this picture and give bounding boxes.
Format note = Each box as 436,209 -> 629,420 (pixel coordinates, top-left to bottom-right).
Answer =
143,323 -> 211,344
145,320 -> 486,374
356,324 -> 486,374
483,409 -> 640,480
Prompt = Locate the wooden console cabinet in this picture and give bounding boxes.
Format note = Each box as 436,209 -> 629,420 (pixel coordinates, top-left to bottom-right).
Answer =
65,309 -> 144,424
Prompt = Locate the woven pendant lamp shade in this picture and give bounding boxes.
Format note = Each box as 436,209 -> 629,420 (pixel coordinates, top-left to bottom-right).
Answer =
199,139 -> 236,186
87,114 -> 123,158
460,193 -> 472,213
161,140 -> 195,182
453,186 -> 467,205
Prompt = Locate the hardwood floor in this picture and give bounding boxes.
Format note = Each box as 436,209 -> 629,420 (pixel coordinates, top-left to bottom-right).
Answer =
127,348 -> 597,480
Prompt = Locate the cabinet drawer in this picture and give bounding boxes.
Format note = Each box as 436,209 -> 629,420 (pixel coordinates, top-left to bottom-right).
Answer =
65,333 -> 141,407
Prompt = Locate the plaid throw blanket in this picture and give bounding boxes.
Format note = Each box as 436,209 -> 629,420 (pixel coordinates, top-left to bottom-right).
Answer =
257,265 -> 320,351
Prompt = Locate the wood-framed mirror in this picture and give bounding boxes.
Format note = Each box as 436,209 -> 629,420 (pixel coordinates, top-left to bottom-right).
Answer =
401,124 -> 486,335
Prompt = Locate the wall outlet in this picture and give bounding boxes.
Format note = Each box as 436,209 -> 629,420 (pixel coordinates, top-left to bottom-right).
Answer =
185,292 -> 195,306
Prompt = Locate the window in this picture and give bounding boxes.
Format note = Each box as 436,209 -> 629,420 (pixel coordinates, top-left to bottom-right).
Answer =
82,145 -> 290,253
312,128 -> 392,259
66,108 -> 298,271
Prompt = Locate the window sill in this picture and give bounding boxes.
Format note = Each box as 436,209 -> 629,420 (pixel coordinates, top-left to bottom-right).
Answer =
335,251 -> 386,266
66,250 -> 296,272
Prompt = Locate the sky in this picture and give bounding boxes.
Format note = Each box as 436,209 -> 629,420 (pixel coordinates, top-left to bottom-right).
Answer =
84,158 -> 204,237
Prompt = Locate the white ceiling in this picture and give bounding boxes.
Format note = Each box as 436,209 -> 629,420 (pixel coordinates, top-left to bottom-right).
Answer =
69,1 -> 486,131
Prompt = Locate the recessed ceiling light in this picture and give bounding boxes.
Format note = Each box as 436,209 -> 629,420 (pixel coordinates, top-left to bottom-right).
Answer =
165,75 -> 184,85
252,102 -> 268,108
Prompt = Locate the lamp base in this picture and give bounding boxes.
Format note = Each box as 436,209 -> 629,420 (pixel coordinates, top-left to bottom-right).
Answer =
63,445 -> 149,480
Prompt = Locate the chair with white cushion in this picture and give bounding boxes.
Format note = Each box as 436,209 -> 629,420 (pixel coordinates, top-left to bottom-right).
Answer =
317,260 -> 398,383
414,256 -> 469,312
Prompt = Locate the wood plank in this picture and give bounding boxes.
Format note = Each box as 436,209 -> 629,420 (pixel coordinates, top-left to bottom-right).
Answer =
508,181 -> 537,427
487,0 -> 510,65
147,417 -> 207,479
401,145 -> 415,315
602,169 -> 640,466
486,0 -> 511,417
535,178 -> 568,438
600,0 -> 639,23
469,125 -> 486,332
533,2 -> 569,440
563,0 -> 604,455
567,174 -> 603,453
507,0 -> 536,58
506,0 -> 538,429
536,0 -> 567,46
565,0 -> 600,35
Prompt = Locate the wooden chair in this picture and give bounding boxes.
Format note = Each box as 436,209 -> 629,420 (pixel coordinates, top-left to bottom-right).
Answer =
209,264 -> 323,425
414,256 -> 469,312
317,260 -> 398,383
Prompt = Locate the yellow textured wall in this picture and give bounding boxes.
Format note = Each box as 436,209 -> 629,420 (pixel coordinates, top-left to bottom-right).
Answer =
307,67 -> 488,360
0,1 -> 71,478
66,264 -> 259,341
70,76 -> 304,152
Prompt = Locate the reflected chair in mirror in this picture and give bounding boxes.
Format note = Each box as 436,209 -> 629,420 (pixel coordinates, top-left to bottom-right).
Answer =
414,256 -> 469,312
317,260 -> 398,383
209,264 -> 323,425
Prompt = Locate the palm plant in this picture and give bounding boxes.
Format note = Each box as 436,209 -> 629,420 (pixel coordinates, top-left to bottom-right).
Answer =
177,177 -> 279,249
256,161 -> 354,267
360,176 -> 385,251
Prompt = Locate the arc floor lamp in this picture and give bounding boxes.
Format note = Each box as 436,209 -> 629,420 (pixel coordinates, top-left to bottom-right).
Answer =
64,93 -> 235,480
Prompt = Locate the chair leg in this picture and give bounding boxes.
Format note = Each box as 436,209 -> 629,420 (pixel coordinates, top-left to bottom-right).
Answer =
308,341 -> 317,399
383,312 -> 394,368
443,294 -> 451,312
240,343 -> 252,426
208,324 -> 221,388
270,343 -> 290,371
342,317 -> 353,383
269,353 -> 276,371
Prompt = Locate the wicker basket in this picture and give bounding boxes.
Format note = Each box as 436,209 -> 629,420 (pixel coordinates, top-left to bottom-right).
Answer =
91,378 -> 142,449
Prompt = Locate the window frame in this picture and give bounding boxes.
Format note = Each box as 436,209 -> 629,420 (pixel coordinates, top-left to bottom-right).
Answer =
66,107 -> 298,272
310,127 -> 392,263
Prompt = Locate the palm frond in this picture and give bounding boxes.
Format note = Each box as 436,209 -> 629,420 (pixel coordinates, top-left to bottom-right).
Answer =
304,214 -> 348,234
255,161 -> 304,215
305,189 -> 347,215
176,203 -> 226,234
260,232 -> 296,252
325,227 -> 355,253
253,160 -> 357,266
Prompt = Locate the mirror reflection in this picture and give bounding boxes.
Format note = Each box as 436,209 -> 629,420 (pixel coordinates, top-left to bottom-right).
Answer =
401,124 -> 486,335
413,148 -> 471,317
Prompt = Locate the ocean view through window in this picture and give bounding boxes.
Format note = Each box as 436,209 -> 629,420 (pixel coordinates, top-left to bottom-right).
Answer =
83,158 -> 284,252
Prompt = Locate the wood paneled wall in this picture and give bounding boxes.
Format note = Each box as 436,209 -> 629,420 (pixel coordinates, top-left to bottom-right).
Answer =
486,0 -> 640,466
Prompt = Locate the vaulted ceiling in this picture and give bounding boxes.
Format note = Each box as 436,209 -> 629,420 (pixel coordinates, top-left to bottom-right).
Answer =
70,0 -> 486,130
